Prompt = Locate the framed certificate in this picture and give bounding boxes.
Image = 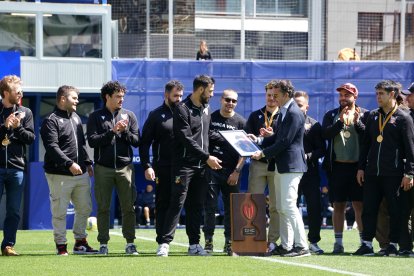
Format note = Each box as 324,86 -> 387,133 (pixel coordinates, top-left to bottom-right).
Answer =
219,130 -> 261,157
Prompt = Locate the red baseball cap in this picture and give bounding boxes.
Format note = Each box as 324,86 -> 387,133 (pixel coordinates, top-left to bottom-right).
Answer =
336,83 -> 358,97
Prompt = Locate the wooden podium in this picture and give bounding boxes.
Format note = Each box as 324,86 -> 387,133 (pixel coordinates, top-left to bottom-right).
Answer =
230,193 -> 267,256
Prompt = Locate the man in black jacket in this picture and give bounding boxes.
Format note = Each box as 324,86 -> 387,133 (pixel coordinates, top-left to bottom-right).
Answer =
138,80 -> 184,256
355,80 -> 414,256
41,85 -> 97,256
158,75 -> 222,256
294,91 -> 326,254
0,75 -> 34,256
87,81 -> 140,255
321,83 -> 367,254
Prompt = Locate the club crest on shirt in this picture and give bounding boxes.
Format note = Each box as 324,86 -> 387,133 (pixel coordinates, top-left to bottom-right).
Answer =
59,118 -> 64,124
101,116 -> 105,120
258,115 -> 262,119
121,113 -> 128,120
374,116 -> 378,121
390,117 -> 396,124
73,117 -> 79,124
203,108 -> 209,115
304,123 -> 311,130
161,114 -> 165,118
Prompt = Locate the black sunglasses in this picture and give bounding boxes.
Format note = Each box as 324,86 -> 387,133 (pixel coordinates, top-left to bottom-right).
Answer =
223,97 -> 237,103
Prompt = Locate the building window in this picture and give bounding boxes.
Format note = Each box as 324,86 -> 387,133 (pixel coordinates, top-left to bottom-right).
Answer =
358,12 -> 383,41
0,13 -> 35,56
43,14 -> 102,58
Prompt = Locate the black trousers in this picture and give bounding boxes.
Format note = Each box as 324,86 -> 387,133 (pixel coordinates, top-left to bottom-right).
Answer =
399,188 -> 414,251
362,175 -> 403,243
298,172 -> 321,244
203,168 -> 240,241
154,165 -> 172,244
160,165 -> 208,245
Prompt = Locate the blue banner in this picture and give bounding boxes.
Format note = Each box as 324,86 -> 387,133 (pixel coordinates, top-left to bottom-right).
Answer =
0,51 -> 20,79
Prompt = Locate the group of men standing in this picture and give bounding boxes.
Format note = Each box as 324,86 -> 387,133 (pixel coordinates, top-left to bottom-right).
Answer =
1,73 -> 414,258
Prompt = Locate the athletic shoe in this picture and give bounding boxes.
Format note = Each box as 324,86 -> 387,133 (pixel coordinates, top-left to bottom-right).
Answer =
73,238 -> 99,255
309,243 -> 324,254
223,242 -> 232,256
56,244 -> 68,256
156,243 -> 169,257
282,247 -> 311,257
398,249 -> 413,257
377,248 -> 387,256
353,244 -> 374,256
188,244 -> 210,256
384,244 -> 398,257
204,239 -> 213,253
2,246 -> 19,256
267,242 -> 277,254
125,244 -> 139,255
99,245 -> 108,255
332,242 -> 344,254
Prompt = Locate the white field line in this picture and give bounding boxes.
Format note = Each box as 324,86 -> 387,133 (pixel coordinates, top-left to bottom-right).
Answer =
110,231 -> 370,276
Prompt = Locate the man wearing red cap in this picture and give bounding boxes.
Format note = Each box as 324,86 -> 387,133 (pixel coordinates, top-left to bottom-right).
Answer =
322,83 -> 368,254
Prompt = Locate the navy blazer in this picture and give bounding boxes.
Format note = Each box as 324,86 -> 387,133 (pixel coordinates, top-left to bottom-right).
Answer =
262,100 -> 307,173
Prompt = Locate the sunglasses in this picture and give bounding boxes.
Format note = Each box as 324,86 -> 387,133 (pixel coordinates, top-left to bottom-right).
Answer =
223,97 -> 237,103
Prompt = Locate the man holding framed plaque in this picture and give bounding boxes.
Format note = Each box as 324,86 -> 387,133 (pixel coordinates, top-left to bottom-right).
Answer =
251,79 -> 309,257
202,89 -> 246,255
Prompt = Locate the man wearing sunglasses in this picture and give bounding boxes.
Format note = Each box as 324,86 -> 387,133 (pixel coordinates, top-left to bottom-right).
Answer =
203,89 -> 246,256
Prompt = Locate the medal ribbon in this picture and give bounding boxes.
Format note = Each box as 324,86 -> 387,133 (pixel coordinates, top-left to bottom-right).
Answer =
378,104 -> 398,135
264,109 -> 278,128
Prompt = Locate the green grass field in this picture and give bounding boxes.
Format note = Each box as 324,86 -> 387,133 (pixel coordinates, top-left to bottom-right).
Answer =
1,228 -> 412,275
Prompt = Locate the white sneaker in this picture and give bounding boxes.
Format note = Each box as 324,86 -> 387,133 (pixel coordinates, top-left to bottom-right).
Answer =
156,243 -> 169,257
309,243 -> 324,254
188,244 -> 210,256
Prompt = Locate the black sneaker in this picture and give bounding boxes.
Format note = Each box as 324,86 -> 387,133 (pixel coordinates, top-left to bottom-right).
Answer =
282,247 -> 311,257
56,244 -> 68,256
377,247 -> 387,256
384,244 -> 398,257
223,242 -> 233,256
73,238 -> 99,255
204,239 -> 213,253
273,245 -> 290,256
353,244 -> 374,256
398,249 -> 413,257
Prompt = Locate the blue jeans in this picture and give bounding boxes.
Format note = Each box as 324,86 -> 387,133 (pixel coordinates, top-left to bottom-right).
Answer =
0,168 -> 24,249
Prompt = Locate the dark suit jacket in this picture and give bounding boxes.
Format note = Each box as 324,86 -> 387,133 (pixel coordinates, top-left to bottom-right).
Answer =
262,100 -> 307,173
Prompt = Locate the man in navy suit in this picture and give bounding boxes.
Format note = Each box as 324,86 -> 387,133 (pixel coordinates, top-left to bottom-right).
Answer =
251,79 -> 309,257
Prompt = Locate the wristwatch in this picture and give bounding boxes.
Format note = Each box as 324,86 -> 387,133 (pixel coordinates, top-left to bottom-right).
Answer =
404,174 -> 414,180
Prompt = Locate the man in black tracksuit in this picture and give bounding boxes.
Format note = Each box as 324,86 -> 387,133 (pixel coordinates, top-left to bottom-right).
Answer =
158,75 -> 222,257
138,80 -> 184,256
87,81 -> 140,255
294,91 -> 326,254
354,80 -> 414,256
41,85 -> 97,256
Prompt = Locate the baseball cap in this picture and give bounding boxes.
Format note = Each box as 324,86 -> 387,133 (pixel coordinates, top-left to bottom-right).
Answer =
401,82 -> 414,95
336,83 -> 358,97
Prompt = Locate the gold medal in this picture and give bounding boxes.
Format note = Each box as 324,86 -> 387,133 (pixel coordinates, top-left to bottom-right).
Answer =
2,135 -> 10,146
377,135 -> 383,143
343,130 -> 351,138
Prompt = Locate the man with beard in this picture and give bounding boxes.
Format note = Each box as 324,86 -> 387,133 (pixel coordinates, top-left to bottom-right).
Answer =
87,81 -> 140,255
294,91 -> 326,254
0,75 -> 34,256
157,75 -> 222,257
138,80 -> 184,256
322,83 -> 368,254
354,80 -> 414,256
244,80 -> 280,254
41,85 -> 98,256
203,89 -> 246,256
